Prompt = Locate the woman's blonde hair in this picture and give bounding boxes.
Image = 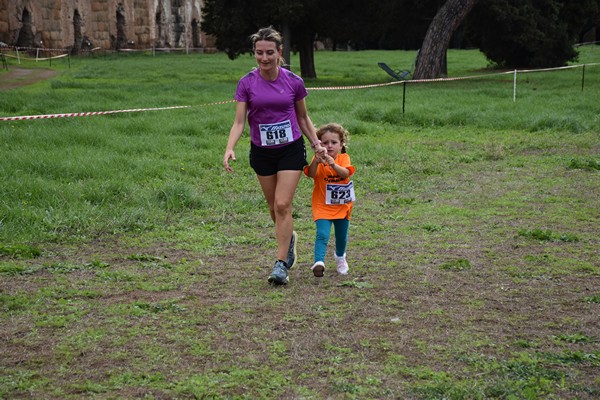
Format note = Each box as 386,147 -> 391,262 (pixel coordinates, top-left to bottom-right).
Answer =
316,123 -> 350,154
249,26 -> 285,66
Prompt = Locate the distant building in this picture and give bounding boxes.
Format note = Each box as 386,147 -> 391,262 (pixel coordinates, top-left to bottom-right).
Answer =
0,0 -> 216,53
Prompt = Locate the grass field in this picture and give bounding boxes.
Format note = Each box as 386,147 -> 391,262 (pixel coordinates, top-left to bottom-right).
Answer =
1,46 -> 599,399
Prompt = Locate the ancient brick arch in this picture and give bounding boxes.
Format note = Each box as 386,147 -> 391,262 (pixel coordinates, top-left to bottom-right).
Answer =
0,0 -> 215,51
15,7 -> 34,47
72,9 -> 82,54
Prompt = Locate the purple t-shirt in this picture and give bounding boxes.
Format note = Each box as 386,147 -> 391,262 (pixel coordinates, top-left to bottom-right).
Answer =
235,68 -> 308,148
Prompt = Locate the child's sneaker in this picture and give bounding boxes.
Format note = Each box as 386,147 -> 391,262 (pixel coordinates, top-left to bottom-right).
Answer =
268,260 -> 289,285
311,261 -> 325,277
335,253 -> 349,275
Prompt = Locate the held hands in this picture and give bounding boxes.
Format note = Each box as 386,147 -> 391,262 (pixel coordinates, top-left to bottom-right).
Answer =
223,149 -> 236,172
313,142 -> 328,165
316,152 -> 335,167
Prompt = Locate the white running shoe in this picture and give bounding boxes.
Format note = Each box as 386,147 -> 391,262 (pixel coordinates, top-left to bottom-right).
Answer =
335,253 -> 349,275
311,261 -> 325,277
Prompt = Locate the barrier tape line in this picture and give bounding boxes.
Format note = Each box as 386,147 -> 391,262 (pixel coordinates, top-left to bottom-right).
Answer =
0,106 -> 191,121
1,63 -> 598,122
0,101 -> 234,121
2,53 -> 70,62
1,46 -> 69,52
310,64 -> 599,90
307,71 -> 514,91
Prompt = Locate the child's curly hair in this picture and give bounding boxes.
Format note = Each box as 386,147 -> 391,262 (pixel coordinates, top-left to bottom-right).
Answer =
316,123 -> 349,154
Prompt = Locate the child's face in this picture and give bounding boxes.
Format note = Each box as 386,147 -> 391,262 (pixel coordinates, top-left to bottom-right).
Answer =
320,131 -> 343,158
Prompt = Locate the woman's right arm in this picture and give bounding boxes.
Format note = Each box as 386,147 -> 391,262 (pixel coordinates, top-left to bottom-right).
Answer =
223,101 -> 247,172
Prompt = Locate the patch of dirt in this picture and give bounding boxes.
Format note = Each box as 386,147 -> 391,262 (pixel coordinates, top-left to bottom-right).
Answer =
0,67 -> 58,91
1,126 -> 598,397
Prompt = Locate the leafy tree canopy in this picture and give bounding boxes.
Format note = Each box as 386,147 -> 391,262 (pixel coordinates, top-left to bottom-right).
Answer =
201,0 -> 600,75
465,0 -> 599,68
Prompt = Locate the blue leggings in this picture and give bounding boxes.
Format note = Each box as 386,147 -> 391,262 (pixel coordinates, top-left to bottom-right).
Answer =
314,219 -> 350,263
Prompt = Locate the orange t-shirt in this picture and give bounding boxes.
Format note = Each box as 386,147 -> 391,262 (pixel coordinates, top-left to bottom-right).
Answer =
304,153 -> 356,221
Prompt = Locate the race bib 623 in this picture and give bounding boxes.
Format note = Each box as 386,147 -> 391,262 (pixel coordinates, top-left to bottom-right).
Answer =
326,181 -> 355,205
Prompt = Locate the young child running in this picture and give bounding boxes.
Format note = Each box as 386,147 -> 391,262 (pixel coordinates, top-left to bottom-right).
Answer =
304,123 -> 356,277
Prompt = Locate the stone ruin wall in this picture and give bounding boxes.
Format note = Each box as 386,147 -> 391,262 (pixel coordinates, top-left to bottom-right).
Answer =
0,0 -> 216,52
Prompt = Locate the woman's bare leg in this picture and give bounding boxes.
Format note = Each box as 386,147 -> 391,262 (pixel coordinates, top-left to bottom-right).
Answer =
257,170 -> 302,262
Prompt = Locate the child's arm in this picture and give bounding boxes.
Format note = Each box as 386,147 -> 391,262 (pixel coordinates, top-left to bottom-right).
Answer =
328,161 -> 351,179
305,156 -> 320,178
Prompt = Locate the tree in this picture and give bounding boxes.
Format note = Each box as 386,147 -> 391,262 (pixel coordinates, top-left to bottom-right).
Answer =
201,0 -> 322,78
200,0 -> 268,60
203,0 -> 595,79
201,0 -> 459,78
371,0 -> 448,50
413,0 -> 480,79
465,0 -> 599,68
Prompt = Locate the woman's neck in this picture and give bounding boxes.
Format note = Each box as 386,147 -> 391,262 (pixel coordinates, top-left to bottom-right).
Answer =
260,66 -> 279,82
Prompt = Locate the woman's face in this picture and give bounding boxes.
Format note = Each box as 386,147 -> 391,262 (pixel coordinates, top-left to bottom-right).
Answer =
254,40 -> 281,74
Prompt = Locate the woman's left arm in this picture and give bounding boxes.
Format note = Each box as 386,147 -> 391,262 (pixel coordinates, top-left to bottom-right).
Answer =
295,98 -> 326,156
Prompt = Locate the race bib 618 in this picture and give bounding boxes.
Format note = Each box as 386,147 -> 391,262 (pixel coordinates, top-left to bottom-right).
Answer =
259,120 -> 293,146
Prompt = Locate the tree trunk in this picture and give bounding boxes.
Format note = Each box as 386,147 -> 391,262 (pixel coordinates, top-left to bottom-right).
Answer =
298,29 -> 317,79
282,20 -> 291,70
413,0 -> 480,79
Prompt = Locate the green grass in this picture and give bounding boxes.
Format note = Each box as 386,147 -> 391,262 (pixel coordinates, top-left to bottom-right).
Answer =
1,46 -> 599,399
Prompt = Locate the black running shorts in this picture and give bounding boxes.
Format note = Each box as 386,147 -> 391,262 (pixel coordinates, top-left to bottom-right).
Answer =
249,137 -> 308,176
